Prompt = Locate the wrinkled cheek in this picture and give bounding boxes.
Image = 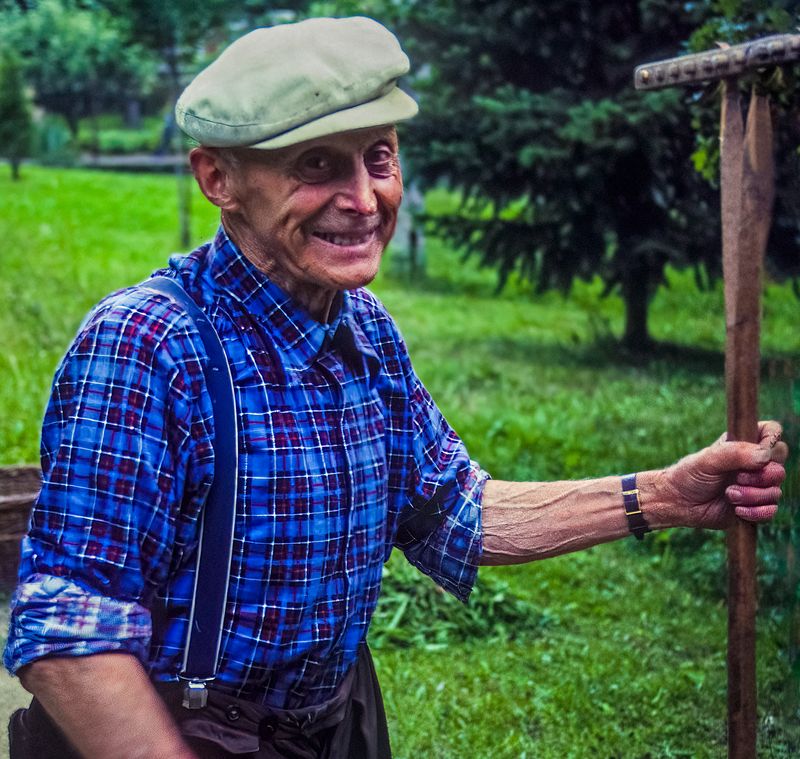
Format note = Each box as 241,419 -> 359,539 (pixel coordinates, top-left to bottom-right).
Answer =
382,212 -> 400,246
380,177 -> 403,241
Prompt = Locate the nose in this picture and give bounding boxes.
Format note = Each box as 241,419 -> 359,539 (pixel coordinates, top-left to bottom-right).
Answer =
334,161 -> 378,215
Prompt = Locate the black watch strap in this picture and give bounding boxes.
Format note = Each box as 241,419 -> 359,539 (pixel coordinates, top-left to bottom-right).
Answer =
622,473 -> 651,540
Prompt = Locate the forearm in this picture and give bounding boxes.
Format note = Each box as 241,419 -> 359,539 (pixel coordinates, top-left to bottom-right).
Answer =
19,652 -> 196,759
481,470 -> 676,565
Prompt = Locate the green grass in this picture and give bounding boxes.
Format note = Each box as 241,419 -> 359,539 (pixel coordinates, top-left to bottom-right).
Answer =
0,166 -> 798,757
0,167 -> 219,463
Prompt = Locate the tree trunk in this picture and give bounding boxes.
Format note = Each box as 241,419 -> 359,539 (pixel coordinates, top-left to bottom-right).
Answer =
89,95 -> 100,157
620,260 -> 653,351
10,157 -> 20,180
66,112 -> 80,138
124,98 -> 141,129
165,49 -> 191,249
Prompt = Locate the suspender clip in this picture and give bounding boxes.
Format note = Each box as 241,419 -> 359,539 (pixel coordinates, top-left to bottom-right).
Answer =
182,679 -> 209,709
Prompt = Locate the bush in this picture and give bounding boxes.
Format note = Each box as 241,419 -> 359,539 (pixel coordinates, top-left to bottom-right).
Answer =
77,126 -> 159,155
0,48 -> 33,178
370,555 -> 554,650
76,115 -> 163,155
32,114 -> 77,166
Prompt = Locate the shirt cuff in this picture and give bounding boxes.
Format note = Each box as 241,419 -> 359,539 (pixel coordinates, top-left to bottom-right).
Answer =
3,574 -> 152,675
402,461 -> 488,603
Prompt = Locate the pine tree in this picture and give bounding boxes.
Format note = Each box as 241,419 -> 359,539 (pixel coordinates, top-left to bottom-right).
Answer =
0,48 -> 33,180
396,0 -> 799,349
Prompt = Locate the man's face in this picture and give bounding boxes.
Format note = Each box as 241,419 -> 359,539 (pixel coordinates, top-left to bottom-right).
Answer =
225,126 -> 403,297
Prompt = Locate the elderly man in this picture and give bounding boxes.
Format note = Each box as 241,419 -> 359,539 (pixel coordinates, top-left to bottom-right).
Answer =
4,16 -> 787,759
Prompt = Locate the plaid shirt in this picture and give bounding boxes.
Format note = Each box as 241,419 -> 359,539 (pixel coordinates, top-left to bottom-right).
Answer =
4,227 -> 486,709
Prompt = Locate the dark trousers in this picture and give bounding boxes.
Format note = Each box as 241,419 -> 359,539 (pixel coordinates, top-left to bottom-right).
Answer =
9,645 -> 391,759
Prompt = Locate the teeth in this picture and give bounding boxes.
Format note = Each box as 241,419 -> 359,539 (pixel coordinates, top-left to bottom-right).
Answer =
315,231 -> 373,246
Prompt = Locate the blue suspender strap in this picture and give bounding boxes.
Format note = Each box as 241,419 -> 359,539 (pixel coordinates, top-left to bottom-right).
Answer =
144,276 -> 238,709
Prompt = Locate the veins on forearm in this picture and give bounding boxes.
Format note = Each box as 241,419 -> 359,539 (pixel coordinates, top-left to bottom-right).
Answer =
480,478 -> 627,565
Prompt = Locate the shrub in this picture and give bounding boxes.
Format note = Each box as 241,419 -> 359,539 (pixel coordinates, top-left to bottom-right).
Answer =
370,555 -> 554,650
33,114 -> 77,166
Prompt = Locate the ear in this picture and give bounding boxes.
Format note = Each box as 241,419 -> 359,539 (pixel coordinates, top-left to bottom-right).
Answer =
190,147 -> 241,211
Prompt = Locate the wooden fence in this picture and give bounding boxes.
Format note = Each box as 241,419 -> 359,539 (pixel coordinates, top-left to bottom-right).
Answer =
0,466 -> 40,592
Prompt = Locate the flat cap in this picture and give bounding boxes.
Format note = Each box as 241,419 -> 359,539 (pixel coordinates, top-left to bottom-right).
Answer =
175,16 -> 418,150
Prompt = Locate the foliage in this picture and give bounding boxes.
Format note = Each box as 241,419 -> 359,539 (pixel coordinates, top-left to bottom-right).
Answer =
96,0 -> 310,97
76,127 -> 156,155
370,554 -> 550,649
96,0 -> 231,97
688,0 -> 800,285
341,0 -> 798,351
0,48 -> 32,179
31,114 -> 77,166
366,0 -> 721,350
1,0 -> 158,136
1,0 -> 310,149
75,114 -> 163,155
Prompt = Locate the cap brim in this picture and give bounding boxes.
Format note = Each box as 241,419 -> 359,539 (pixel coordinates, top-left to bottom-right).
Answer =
248,86 -> 418,150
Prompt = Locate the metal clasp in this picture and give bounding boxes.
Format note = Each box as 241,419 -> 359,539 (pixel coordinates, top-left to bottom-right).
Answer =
182,679 -> 209,709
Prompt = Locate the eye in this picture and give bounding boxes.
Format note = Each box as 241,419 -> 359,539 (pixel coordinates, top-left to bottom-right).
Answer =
365,144 -> 396,178
295,151 -> 335,182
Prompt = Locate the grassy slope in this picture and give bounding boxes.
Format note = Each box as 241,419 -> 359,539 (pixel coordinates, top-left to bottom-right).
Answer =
0,167 -> 797,757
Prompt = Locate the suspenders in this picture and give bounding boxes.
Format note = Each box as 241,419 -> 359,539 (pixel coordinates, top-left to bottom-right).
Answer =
144,276 -> 238,709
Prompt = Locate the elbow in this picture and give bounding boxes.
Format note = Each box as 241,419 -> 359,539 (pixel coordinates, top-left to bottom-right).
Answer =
17,660 -> 45,695
17,656 -> 81,697
17,651 -> 142,698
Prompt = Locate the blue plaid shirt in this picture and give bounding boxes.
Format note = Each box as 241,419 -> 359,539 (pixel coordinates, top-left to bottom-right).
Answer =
4,227 -> 486,709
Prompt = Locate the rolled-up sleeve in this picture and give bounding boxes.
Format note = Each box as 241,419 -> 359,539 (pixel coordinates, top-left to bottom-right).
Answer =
3,293 -> 210,675
4,574 -> 152,673
394,374 -> 489,602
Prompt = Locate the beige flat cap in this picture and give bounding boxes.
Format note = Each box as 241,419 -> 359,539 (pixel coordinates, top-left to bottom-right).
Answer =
175,16 -> 418,150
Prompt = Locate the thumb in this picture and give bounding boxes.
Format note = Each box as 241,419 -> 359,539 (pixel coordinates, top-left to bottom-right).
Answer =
697,440 -> 771,476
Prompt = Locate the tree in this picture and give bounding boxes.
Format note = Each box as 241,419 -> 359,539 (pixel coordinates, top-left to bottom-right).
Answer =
387,0 -> 797,349
97,0 -> 230,104
0,48 -> 33,180
97,1 -> 315,104
688,0 -> 800,287
94,0 -> 311,247
2,0 -> 157,137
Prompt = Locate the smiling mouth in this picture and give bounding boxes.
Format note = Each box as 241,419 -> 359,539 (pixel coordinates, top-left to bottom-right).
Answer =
312,230 -> 376,247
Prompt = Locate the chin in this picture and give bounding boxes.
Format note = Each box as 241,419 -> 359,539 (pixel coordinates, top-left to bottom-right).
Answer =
311,246 -> 384,291
329,261 -> 381,291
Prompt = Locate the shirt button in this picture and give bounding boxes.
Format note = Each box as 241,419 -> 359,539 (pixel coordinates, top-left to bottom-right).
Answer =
226,705 -> 241,722
260,717 -> 278,737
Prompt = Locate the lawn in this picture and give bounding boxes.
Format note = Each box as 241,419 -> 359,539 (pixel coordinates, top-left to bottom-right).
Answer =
0,165 -> 797,757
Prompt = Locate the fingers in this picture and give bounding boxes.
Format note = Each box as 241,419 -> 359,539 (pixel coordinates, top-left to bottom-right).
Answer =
704,418 -> 788,475
726,484 -> 782,506
734,504 -> 779,523
700,440 -> 772,475
727,467 -> 782,522
735,460 -> 785,488
771,441 -> 789,465
756,420 -> 788,463
757,420 -> 783,447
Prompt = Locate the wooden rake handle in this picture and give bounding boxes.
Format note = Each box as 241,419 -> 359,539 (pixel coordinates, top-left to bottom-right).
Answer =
721,84 -> 774,759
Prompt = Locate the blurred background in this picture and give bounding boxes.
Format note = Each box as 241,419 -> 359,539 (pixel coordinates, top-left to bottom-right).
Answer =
0,1 -> 799,756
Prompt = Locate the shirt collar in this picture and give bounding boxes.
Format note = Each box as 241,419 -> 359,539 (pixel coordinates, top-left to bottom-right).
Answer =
205,226 -> 379,375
